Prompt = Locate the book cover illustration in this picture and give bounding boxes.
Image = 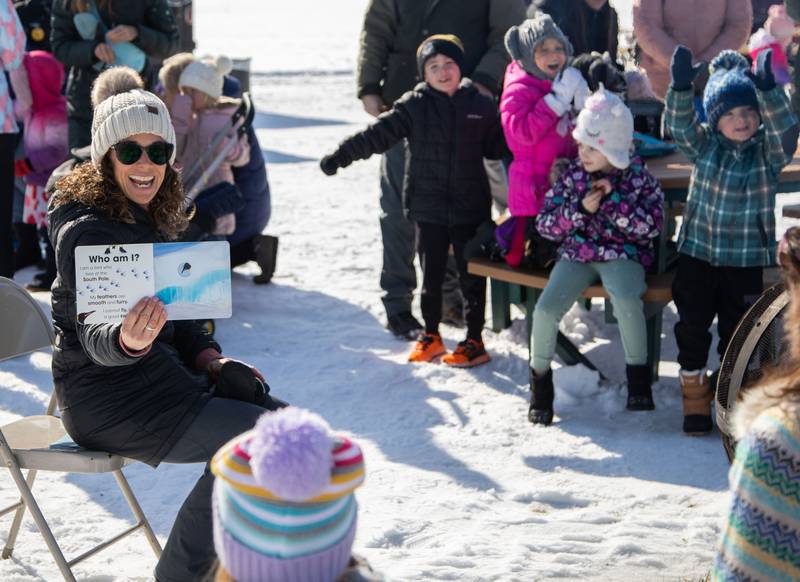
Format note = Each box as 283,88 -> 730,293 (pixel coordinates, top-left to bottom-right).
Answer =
75,241 -> 231,324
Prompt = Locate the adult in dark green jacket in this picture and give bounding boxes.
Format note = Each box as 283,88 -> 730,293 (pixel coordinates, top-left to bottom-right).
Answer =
356,0 -> 526,339
51,0 -> 179,149
533,0 -> 619,58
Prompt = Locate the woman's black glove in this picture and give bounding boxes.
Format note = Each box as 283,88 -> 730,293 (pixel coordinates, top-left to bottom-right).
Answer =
670,45 -> 704,91
746,49 -> 776,91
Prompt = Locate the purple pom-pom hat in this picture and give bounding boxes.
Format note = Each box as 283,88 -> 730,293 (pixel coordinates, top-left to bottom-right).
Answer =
211,407 -> 366,582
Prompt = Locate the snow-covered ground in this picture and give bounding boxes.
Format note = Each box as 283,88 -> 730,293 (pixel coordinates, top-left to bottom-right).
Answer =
3,1 -> 800,580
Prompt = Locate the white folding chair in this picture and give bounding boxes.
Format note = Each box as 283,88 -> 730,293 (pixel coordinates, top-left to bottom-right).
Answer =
0,277 -> 161,581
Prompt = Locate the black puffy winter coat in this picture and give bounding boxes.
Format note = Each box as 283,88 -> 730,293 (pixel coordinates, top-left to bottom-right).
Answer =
48,195 -> 215,466
331,79 -> 505,226
50,0 -> 179,149
357,0 -> 527,103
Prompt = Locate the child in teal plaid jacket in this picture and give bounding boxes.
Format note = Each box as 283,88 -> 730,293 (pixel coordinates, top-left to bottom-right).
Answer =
665,46 -> 798,436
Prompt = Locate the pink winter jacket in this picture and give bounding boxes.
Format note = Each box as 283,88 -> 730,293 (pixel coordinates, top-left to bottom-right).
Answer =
10,51 -> 68,188
500,61 -> 577,217
633,0 -> 752,99
171,94 -> 250,190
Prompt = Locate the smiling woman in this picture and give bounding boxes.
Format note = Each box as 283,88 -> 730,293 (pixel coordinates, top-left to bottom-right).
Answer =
46,86 -> 287,581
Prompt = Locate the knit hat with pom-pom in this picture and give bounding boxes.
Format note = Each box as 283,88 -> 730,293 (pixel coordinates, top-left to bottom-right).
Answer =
703,50 -> 759,131
210,407 -> 366,582
178,54 -> 234,100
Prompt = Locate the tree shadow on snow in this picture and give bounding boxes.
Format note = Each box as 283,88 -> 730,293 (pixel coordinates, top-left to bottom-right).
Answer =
253,111 -> 347,131
51,277 -> 499,543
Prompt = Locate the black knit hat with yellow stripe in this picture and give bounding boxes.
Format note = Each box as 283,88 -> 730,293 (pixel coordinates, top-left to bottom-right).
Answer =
416,34 -> 465,79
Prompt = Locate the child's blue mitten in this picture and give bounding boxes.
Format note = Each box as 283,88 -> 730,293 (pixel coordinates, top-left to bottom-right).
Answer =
670,45 -> 704,91
746,49 -> 776,92
73,12 -> 99,40
109,40 -> 146,73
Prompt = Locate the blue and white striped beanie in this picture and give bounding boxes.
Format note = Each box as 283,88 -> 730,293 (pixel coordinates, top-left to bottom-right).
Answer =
703,51 -> 759,131
211,407 -> 366,582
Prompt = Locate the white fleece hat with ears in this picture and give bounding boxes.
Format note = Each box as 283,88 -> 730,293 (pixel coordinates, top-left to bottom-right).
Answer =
178,54 -> 234,100
572,86 -> 634,170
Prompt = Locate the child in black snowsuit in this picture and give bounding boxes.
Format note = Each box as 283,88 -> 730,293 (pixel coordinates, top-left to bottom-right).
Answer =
321,34 -> 505,367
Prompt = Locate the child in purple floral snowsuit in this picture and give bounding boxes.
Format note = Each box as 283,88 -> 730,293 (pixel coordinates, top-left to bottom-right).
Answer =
527,88 -> 664,426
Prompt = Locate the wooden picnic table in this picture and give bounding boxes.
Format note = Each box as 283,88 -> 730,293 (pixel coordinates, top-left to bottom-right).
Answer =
647,148 -> 800,196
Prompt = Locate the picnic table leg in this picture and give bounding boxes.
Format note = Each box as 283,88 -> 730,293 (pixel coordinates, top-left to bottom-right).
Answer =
644,303 -> 665,382
489,278 -> 511,332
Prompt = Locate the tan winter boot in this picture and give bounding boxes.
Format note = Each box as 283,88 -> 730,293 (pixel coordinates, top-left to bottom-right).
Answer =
680,370 -> 713,435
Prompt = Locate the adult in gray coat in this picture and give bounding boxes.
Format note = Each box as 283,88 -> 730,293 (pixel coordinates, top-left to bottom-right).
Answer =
357,0 -> 526,339
49,88 -> 284,581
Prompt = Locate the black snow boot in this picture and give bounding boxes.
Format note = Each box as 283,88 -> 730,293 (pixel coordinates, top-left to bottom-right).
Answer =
13,222 -> 40,272
253,234 -> 278,285
528,368 -> 554,426
626,364 -> 655,411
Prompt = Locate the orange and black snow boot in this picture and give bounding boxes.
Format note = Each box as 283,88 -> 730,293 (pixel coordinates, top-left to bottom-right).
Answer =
408,333 -> 446,363
442,338 -> 490,368
680,370 -> 713,435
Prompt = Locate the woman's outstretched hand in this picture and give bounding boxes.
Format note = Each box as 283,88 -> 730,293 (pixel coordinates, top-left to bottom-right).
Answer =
120,297 -> 167,352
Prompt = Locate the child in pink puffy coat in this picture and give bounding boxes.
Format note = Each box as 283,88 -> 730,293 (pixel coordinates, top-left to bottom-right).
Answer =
10,51 -> 69,229
500,13 -> 588,266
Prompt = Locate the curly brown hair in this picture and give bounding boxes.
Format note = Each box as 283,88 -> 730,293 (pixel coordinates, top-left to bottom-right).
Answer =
51,158 -> 189,240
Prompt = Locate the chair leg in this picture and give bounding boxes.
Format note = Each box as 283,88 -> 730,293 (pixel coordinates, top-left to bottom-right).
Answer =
2,468 -> 37,559
113,470 -> 162,558
1,460 -> 75,581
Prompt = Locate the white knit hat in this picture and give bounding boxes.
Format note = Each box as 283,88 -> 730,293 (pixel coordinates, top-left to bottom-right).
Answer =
90,89 -> 176,168
572,86 -> 634,169
178,55 -> 233,100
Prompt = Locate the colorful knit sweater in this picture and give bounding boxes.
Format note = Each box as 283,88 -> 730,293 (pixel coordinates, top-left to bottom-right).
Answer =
535,156 -> 664,267
714,386 -> 800,581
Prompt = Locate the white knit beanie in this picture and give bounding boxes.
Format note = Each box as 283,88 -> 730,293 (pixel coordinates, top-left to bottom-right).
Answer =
90,89 -> 176,168
572,86 -> 634,170
178,55 -> 233,100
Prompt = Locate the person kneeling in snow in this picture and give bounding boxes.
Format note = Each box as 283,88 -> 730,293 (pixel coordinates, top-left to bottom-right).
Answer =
320,34 -> 505,368
531,88 -> 664,426
210,407 -> 383,582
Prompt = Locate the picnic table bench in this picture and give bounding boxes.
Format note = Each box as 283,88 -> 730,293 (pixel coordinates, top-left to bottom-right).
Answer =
470,148 -> 800,380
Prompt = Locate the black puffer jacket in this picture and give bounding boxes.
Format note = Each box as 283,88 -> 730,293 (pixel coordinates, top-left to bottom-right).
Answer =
50,0 -> 178,148
331,79 -> 505,226
48,195 -> 215,466
357,0 -> 527,103
534,0 -> 619,58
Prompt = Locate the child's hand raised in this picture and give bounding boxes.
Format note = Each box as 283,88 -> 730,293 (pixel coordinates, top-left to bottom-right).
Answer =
670,45 -> 705,91
581,179 -> 611,214
746,49 -> 776,91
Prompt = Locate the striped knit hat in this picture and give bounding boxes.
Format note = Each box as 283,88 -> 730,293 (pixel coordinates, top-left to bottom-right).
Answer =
211,407 -> 366,582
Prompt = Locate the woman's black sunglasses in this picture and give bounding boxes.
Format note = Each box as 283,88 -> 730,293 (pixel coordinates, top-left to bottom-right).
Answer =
112,141 -> 174,166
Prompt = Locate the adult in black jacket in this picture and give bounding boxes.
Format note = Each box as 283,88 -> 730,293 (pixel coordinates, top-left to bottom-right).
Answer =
356,0 -> 526,340
324,36 -> 505,367
49,88 -> 282,582
51,0 -> 179,149
533,0 -> 619,59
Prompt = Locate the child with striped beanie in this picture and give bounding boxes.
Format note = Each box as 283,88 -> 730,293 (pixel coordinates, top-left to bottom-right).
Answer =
210,407 -> 372,582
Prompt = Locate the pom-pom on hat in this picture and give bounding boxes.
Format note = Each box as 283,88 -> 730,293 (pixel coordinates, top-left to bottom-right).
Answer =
703,50 -> 759,131
211,407 -> 366,582
504,13 -> 573,79
90,89 -> 176,168
416,34 -> 465,79
178,54 -> 233,100
572,86 -> 634,169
